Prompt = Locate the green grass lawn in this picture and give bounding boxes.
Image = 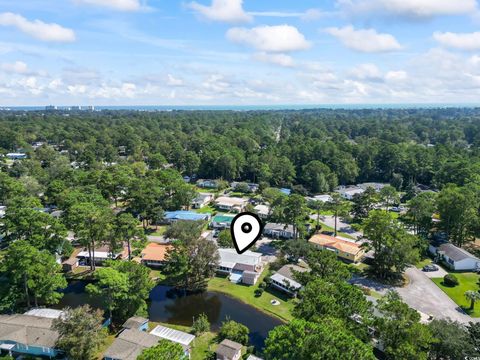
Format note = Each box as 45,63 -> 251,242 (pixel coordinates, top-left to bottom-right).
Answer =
194,205 -> 216,214
208,267 -> 294,322
146,225 -> 168,237
416,257 -> 433,269
313,220 -> 356,240
431,272 -> 480,317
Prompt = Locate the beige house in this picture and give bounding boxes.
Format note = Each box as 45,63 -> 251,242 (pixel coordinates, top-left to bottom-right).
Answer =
217,249 -> 263,285
309,233 -> 365,263
216,339 -> 242,360
214,196 -> 247,212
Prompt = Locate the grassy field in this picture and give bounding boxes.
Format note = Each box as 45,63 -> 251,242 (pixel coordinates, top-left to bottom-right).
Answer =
432,272 -> 480,317
146,225 -> 168,237
207,267 -> 294,322
313,220 -> 357,240
194,205 -> 216,214
416,257 -> 434,269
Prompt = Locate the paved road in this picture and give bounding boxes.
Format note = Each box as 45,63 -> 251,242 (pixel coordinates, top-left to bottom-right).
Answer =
396,267 -> 479,324
310,214 -> 363,240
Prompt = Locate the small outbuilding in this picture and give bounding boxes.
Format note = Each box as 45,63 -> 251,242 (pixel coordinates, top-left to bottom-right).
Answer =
216,339 -> 243,360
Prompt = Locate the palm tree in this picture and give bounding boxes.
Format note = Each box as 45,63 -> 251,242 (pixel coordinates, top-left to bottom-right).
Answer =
465,290 -> 480,310
328,193 -> 350,237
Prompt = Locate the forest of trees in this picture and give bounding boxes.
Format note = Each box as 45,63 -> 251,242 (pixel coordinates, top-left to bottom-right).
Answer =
1,108 -> 480,359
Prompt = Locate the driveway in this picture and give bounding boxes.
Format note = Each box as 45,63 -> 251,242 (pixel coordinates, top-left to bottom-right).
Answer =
421,266 -> 448,279
311,215 -> 363,240
396,267 -> 479,324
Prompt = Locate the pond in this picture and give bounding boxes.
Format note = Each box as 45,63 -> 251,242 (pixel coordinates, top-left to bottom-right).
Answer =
57,281 -> 283,350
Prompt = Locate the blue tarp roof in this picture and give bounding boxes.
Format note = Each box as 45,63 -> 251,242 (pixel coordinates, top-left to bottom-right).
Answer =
165,211 -> 209,221
280,188 -> 291,195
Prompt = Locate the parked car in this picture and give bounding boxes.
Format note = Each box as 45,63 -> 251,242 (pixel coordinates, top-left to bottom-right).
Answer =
422,264 -> 439,272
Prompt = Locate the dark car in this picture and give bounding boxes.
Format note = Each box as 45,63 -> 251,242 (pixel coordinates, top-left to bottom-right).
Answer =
422,264 -> 439,272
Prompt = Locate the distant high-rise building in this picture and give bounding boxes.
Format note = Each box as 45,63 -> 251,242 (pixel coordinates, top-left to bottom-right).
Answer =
45,105 -> 57,111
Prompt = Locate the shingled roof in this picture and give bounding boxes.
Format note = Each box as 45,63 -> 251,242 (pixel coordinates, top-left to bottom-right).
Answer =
0,314 -> 59,348
216,339 -> 243,359
103,329 -> 160,360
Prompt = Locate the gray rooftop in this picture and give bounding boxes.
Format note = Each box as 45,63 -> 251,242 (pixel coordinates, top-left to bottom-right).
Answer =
216,339 -> 243,358
438,243 -> 479,262
0,314 -> 58,348
122,316 -> 148,330
264,223 -> 294,232
103,329 -> 160,360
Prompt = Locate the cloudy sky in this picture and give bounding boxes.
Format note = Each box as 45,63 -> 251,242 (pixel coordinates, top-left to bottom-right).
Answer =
1,0 -> 480,106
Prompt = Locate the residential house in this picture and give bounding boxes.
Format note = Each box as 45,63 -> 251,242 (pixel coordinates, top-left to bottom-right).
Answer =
217,248 -> 264,285
0,314 -> 61,358
216,339 -> 242,360
6,153 -> 27,160
309,234 -> 365,263
122,317 -> 149,332
253,204 -> 270,219
141,243 -> 171,267
76,244 -> 128,266
0,205 -> 5,218
210,215 -> 236,229
305,194 -> 332,203
150,325 -> 195,357
246,356 -> 263,360
197,179 -> 221,189
357,183 -> 389,192
192,193 -> 214,209
335,186 -> 365,200
231,182 -> 259,193
164,211 -> 211,223
270,264 -> 309,296
61,257 -> 79,272
263,223 -> 294,239
429,243 -> 480,271
214,197 -> 247,213
103,329 -> 161,360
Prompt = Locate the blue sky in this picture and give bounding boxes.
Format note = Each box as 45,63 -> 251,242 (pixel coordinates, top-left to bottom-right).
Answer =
1,0 -> 480,106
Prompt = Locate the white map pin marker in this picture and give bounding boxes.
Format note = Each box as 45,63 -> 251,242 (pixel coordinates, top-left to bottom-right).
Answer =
231,212 -> 263,254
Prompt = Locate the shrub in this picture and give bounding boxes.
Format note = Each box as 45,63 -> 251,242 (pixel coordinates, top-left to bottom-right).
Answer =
192,313 -> 210,335
444,274 -> 459,287
219,320 -> 249,345
254,288 -> 264,297
259,281 -> 267,289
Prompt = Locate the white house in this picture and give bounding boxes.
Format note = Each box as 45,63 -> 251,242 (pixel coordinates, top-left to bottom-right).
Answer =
192,193 -> 214,209
430,243 -> 480,271
270,264 -> 309,296
150,325 -> 195,357
214,196 -> 247,213
217,248 -> 263,285
254,204 -> 270,219
306,194 -> 332,203
263,223 -> 294,239
335,186 -> 365,200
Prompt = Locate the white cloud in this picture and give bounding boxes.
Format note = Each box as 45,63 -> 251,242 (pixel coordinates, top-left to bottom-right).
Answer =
253,52 -> 294,67
226,25 -> 311,52
249,8 -> 326,21
74,0 -> 143,12
385,70 -> 407,81
434,31 -> 480,51
325,25 -> 402,53
1,61 -> 28,74
337,0 -> 477,18
349,63 -> 383,80
0,13 -> 75,42
187,0 -> 252,23
167,74 -> 184,86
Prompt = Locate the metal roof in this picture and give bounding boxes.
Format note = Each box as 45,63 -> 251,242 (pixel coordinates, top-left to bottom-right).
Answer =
150,325 -> 195,346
